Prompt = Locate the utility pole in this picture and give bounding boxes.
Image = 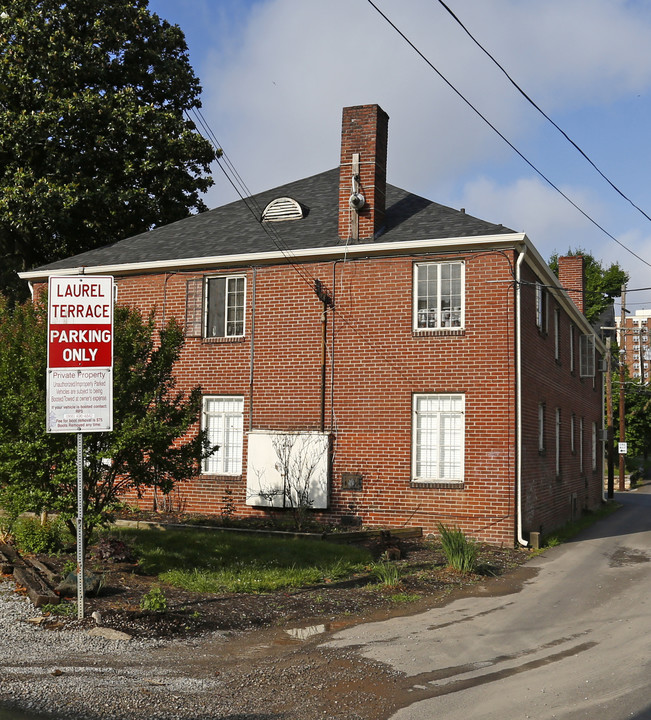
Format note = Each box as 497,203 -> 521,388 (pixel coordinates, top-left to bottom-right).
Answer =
619,284 -> 627,491
606,336 -> 615,499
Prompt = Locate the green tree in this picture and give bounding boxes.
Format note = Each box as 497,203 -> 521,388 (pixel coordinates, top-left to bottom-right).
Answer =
0,0 -> 217,300
0,297 -> 214,541
549,249 -> 628,325
617,376 -> 651,470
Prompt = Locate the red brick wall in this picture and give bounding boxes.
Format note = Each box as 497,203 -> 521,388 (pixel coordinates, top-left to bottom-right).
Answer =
115,250 -> 521,544
33,247 -> 604,545
519,262 -> 603,536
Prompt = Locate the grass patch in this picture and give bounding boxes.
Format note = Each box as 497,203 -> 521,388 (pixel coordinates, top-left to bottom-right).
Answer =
109,527 -> 371,594
389,592 -> 421,604
543,501 -> 621,548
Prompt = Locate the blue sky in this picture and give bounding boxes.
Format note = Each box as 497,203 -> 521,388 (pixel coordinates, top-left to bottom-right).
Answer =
148,0 -> 651,312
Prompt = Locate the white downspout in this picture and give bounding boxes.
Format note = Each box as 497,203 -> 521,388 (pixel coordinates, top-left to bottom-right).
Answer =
516,246 -> 529,547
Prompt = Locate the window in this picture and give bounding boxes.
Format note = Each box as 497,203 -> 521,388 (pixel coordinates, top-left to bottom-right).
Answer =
569,324 -> 575,373
580,334 -> 595,377
554,308 -> 561,361
185,275 -> 246,338
555,408 -> 561,476
591,422 -> 597,471
202,396 -> 244,475
579,417 -> 584,473
570,414 -> 575,454
206,276 -> 245,338
413,394 -> 464,483
535,283 -> 548,332
414,262 -> 464,330
538,403 -> 545,452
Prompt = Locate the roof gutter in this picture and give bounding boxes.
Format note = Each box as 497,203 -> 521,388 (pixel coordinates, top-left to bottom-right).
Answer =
18,233 -> 527,281
516,244 -> 528,547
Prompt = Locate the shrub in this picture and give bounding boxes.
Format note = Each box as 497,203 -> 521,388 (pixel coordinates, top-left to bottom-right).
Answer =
13,517 -> 64,554
437,523 -> 478,574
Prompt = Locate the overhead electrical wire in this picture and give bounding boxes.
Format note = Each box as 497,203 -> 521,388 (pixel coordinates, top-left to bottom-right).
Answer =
185,108 -> 325,296
364,0 -> 651,270
434,0 -> 651,227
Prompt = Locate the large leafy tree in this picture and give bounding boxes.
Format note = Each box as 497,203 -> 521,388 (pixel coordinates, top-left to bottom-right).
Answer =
0,296 -> 214,541
0,0 -> 217,300
549,248 -> 628,325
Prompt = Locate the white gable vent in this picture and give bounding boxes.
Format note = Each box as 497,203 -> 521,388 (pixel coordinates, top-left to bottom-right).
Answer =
262,197 -> 304,222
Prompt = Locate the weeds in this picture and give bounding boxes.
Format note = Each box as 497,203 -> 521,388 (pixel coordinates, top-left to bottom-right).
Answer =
542,502 -> 620,548
437,523 -> 478,574
140,586 -> 168,612
370,558 -> 401,587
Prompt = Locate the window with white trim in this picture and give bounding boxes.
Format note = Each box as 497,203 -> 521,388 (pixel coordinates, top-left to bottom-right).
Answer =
414,262 -> 464,330
185,275 -> 246,339
554,308 -> 561,361
591,422 -> 597,471
202,396 -> 244,475
580,334 -> 595,377
569,324 -> 575,373
535,283 -> 548,332
579,417 -> 584,473
570,414 -> 575,454
413,394 -> 464,483
555,408 -> 561,476
206,275 -> 245,338
538,403 -> 545,452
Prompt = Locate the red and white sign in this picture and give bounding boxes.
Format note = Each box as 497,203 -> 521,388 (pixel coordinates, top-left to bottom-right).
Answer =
46,276 -> 114,433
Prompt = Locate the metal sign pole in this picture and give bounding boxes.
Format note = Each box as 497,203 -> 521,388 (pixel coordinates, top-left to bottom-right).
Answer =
77,432 -> 85,619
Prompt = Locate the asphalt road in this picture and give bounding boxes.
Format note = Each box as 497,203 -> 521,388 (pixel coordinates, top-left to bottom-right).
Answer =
324,485 -> 651,720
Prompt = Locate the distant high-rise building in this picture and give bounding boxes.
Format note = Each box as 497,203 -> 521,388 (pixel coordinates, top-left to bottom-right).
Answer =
616,309 -> 651,382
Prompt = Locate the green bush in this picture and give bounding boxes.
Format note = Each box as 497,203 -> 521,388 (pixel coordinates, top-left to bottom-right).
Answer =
140,586 -> 168,612
13,517 -> 64,554
437,523 -> 478,574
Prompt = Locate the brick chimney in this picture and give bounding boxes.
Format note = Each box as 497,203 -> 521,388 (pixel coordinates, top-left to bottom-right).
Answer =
338,104 -> 389,241
558,255 -> 585,314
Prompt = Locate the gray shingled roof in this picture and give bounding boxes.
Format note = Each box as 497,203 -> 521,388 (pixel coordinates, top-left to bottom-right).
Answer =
34,167 -> 515,271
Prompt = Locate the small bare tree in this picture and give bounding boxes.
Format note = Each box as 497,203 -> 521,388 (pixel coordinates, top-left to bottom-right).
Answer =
253,432 -> 327,530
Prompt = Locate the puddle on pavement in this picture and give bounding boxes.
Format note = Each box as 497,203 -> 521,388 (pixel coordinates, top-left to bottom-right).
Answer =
285,624 -> 327,640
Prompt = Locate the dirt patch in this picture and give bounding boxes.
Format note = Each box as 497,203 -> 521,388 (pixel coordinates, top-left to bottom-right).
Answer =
26,521 -> 531,641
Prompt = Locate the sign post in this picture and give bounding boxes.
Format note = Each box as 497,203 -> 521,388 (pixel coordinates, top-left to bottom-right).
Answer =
46,276 -> 114,619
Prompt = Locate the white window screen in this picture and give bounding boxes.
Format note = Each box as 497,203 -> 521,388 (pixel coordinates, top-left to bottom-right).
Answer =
202,396 -> 244,474
413,394 -> 464,482
415,262 -> 464,330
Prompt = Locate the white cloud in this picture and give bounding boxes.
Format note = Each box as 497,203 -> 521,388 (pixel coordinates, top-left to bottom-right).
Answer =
201,0 -> 651,203
187,0 -> 651,308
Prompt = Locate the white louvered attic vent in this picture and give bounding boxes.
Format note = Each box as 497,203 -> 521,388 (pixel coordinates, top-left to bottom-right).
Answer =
262,197 -> 304,222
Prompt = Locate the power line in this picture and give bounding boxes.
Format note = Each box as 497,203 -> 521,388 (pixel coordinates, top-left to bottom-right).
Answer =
364,0 -> 651,270
434,0 -> 651,227
184,109 -> 328,298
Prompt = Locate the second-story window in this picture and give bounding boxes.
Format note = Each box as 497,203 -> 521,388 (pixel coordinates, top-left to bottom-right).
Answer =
535,283 -> 548,332
554,308 -> 561,362
205,275 -> 245,338
414,261 -> 464,330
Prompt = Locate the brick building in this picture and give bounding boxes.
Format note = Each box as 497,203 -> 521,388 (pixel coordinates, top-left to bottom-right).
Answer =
22,104 -> 605,545
616,309 -> 651,382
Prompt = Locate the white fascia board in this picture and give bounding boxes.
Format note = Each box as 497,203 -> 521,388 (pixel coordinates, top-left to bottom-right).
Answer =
520,238 -> 603,350
19,232 -> 527,281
